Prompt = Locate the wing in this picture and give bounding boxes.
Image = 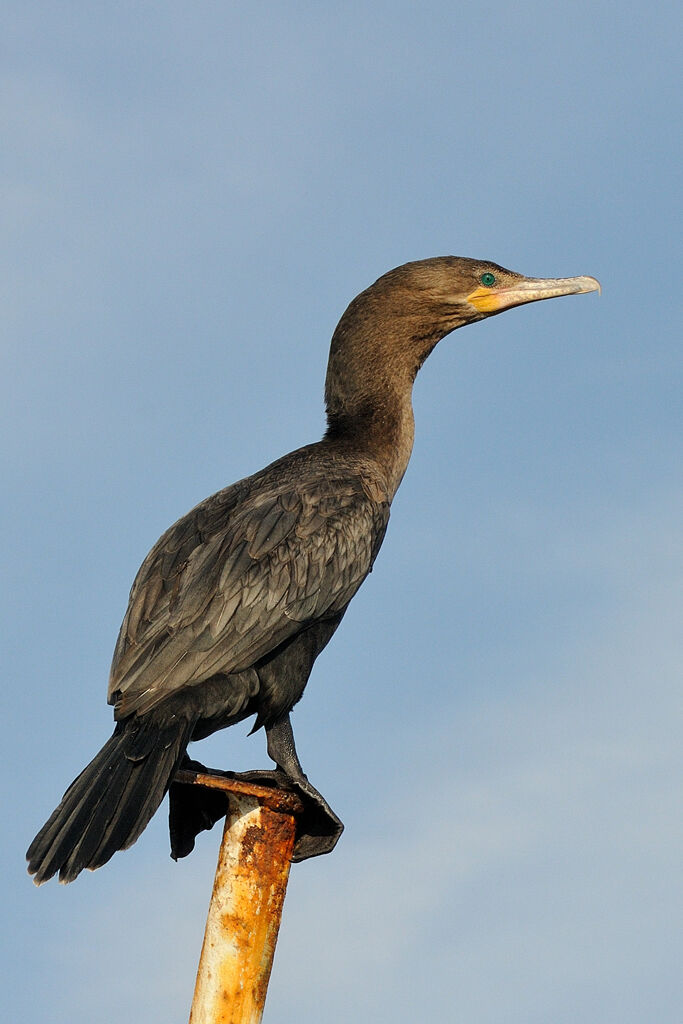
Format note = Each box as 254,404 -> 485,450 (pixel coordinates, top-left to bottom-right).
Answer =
108,473 -> 390,717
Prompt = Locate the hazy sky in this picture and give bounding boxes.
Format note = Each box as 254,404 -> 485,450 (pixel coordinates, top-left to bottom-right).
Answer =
3,3 -> 681,1022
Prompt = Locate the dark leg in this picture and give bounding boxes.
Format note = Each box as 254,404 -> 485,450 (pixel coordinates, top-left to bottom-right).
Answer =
264,713 -> 344,862
265,713 -> 306,780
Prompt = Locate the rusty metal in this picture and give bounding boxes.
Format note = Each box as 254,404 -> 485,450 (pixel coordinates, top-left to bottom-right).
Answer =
182,770 -> 303,1024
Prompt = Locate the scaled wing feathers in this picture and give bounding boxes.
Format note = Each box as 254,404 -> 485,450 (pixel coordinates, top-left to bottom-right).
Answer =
108,475 -> 389,717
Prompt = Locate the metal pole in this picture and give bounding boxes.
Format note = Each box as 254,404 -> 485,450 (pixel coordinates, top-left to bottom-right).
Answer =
178,770 -> 303,1024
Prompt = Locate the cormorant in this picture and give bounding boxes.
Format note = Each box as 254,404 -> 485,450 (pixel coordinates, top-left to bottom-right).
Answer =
27,256 -> 599,883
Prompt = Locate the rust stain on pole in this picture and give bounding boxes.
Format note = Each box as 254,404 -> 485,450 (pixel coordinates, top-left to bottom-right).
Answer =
184,772 -> 303,1024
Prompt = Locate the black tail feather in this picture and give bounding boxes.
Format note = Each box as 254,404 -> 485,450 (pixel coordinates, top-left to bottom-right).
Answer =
26,715 -> 195,884
26,730 -> 125,883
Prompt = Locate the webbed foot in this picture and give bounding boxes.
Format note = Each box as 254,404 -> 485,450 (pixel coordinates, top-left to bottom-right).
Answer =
169,757 -> 343,861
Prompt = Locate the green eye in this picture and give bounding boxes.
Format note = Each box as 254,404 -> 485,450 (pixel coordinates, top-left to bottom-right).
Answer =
480,272 -> 496,287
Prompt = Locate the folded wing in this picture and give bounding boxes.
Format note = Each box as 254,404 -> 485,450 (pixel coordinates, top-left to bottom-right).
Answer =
108,474 -> 389,717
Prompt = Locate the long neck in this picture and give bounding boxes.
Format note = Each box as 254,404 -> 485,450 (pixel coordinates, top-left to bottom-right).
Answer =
323,293 -> 444,500
325,391 -> 416,500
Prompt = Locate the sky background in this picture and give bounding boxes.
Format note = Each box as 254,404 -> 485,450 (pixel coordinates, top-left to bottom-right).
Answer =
2,3 -> 681,1022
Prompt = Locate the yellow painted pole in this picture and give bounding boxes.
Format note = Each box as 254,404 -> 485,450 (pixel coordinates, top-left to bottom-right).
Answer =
177,771 -> 303,1024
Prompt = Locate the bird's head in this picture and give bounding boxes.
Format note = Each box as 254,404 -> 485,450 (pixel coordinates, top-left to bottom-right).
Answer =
361,254 -> 600,332
325,256 -> 600,426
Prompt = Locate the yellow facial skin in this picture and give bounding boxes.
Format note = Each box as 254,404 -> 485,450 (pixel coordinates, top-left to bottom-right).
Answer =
467,275 -> 600,314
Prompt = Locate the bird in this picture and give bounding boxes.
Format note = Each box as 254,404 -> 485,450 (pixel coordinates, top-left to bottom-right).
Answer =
27,256 -> 599,884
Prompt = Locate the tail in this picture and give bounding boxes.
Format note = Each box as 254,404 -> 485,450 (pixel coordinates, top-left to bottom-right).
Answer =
26,713 -> 195,884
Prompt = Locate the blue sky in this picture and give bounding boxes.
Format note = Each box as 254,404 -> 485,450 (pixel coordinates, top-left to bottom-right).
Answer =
2,3 -> 681,1022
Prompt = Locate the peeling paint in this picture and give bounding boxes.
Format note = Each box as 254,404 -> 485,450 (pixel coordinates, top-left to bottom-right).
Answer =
187,775 -> 299,1024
